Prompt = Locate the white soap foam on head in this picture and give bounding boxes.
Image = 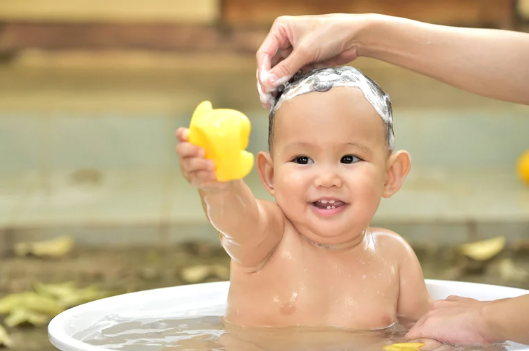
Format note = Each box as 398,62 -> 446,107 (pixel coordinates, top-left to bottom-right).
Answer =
270,66 -> 395,151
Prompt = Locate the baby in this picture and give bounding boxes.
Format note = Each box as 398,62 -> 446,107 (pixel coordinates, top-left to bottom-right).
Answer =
176,66 -> 432,330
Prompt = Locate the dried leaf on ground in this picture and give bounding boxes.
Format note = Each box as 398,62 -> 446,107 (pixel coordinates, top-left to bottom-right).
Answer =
59,286 -> 115,308
487,258 -> 529,282
0,292 -> 64,316
14,236 -> 74,258
458,236 -> 505,261
516,238 -> 529,252
182,242 -> 213,257
145,251 -> 161,264
180,265 -> 229,284
34,282 -> 116,308
437,265 -> 464,280
33,282 -> 76,300
138,267 -> 160,281
0,324 -> 13,348
0,283 -> 118,328
4,309 -> 50,328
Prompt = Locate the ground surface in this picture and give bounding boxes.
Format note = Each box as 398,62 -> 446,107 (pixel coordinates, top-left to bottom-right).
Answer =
1,243 -> 528,351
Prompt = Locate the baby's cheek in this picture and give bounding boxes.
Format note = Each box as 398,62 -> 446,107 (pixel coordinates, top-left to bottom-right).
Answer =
275,170 -> 308,214
276,168 -> 308,194
350,172 -> 384,210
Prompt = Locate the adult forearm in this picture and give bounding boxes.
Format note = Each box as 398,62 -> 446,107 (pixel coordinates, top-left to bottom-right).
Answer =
358,14 -> 529,105
483,294 -> 529,344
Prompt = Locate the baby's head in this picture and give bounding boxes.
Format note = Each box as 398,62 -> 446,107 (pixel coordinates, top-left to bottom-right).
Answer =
257,67 -> 411,247
268,67 -> 395,153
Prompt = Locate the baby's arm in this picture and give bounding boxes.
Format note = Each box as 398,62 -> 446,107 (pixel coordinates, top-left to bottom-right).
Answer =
394,236 -> 432,320
176,128 -> 284,270
198,183 -> 284,269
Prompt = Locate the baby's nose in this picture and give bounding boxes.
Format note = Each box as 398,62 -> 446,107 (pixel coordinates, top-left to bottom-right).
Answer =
314,170 -> 343,188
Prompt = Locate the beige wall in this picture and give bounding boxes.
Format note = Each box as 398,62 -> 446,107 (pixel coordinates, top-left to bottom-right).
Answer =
0,0 -> 220,24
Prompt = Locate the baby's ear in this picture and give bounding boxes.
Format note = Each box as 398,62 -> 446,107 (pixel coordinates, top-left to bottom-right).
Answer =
257,151 -> 275,196
382,150 -> 411,198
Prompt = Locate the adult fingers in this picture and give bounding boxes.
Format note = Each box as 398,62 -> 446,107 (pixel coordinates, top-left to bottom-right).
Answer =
446,295 -> 466,302
405,326 -> 425,341
271,47 -> 294,68
267,45 -> 311,86
431,299 -> 452,310
320,48 -> 358,67
405,316 -> 431,341
299,48 -> 359,72
256,17 -> 294,80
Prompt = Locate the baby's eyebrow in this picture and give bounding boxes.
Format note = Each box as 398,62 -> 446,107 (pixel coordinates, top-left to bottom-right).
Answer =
347,142 -> 371,154
282,141 -> 371,154
283,141 -> 315,149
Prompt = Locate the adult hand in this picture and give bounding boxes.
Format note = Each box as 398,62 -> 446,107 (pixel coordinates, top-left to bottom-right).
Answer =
256,14 -> 529,107
406,295 -> 501,345
256,14 -> 366,108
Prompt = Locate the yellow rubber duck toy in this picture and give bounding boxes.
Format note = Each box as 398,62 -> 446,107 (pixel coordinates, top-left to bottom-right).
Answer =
383,343 -> 424,351
188,101 -> 254,182
517,150 -> 529,185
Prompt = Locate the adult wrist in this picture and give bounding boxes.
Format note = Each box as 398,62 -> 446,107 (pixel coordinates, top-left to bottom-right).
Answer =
351,13 -> 388,59
480,299 -> 507,343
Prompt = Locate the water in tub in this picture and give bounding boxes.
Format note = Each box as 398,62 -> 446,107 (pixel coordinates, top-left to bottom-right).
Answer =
75,305 -> 507,351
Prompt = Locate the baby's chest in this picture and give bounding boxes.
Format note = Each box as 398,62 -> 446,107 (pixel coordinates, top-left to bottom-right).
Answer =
292,263 -> 398,305
268,253 -> 399,313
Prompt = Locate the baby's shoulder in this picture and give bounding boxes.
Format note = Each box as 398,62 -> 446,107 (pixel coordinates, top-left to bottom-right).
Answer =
369,227 -> 415,258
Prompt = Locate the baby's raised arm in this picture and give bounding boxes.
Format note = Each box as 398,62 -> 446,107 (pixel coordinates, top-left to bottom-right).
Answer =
176,127 -> 284,270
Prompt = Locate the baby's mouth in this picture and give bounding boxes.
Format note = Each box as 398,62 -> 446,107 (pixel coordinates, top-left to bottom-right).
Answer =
312,199 -> 347,210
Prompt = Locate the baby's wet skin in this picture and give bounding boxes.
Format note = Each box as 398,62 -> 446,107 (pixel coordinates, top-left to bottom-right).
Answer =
180,67 -> 431,333
225,86 -> 428,328
226,227 -> 420,329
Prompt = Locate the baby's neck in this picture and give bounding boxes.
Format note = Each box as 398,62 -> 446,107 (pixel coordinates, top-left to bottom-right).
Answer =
302,228 -> 371,252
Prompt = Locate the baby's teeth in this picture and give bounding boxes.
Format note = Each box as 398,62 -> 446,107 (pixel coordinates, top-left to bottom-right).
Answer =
326,206 -> 331,209
329,200 -> 335,204
331,206 -> 336,209
321,200 -> 328,204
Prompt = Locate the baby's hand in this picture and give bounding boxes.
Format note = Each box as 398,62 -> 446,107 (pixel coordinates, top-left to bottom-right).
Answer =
176,127 -> 226,191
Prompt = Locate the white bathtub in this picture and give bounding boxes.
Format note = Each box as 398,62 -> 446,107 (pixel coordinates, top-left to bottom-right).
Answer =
48,280 -> 529,351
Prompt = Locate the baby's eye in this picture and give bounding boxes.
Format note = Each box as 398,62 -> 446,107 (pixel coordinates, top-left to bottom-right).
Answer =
341,155 -> 361,164
292,156 -> 313,164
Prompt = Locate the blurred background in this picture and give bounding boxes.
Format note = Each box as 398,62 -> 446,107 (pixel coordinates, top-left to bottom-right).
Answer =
0,1 -> 529,349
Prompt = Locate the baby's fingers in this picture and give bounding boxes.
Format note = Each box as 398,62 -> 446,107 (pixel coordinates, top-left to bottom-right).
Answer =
176,127 -> 189,142
176,142 -> 204,158
190,170 -> 216,186
182,157 -> 214,173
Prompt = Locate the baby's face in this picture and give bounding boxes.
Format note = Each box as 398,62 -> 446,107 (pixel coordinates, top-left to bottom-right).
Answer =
271,87 -> 390,245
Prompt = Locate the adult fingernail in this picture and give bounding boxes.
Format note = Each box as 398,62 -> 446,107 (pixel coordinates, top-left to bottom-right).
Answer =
267,74 -> 278,85
274,75 -> 290,86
